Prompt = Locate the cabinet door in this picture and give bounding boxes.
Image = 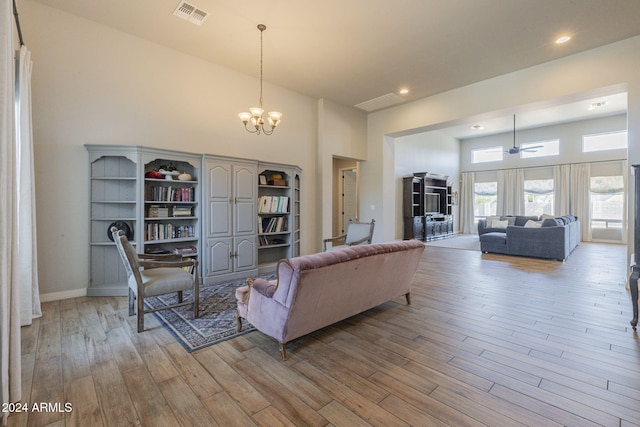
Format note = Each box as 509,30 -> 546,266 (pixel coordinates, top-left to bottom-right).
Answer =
206,238 -> 233,276
233,165 -> 257,236
207,163 -> 233,238
234,236 -> 257,272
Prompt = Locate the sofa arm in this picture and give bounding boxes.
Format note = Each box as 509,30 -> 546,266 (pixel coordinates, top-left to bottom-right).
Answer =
251,278 -> 277,298
477,219 -> 488,235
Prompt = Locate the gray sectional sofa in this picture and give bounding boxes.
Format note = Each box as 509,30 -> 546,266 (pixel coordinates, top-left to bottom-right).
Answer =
478,215 -> 580,261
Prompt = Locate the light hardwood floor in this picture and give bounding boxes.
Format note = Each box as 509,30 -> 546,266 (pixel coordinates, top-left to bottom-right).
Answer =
8,242 -> 640,426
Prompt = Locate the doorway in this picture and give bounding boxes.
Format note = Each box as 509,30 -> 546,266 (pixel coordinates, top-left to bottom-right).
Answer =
340,167 -> 358,233
332,157 -> 360,236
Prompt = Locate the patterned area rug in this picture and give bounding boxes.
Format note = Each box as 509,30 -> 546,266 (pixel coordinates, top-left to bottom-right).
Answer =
146,274 -> 275,352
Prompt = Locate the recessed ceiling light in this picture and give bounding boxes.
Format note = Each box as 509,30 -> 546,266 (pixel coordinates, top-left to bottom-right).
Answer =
399,88 -> 409,95
470,124 -> 484,130
555,35 -> 571,44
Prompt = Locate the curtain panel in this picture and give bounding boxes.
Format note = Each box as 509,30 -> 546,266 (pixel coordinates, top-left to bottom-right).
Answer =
460,172 -> 476,234
1,0 -> 22,417
16,46 -> 41,326
497,168 -> 524,215
571,163 -> 591,241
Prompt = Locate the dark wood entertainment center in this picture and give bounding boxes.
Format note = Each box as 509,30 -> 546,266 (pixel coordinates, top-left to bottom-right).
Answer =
402,172 -> 453,241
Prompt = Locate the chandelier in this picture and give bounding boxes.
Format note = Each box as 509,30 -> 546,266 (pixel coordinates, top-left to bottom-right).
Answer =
238,24 -> 282,135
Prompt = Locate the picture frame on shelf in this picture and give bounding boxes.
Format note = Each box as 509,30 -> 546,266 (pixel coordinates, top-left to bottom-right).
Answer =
259,174 -> 267,185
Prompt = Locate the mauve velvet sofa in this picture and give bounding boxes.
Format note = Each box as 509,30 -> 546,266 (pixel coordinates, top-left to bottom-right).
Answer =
235,240 -> 425,359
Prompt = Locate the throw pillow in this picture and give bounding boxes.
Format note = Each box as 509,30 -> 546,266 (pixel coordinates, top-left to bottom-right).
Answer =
485,215 -> 500,226
491,219 -> 509,229
541,214 -> 555,221
524,220 -> 542,228
500,216 -> 517,226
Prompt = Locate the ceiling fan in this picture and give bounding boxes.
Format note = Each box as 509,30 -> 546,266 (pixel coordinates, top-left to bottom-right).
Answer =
506,115 -> 543,154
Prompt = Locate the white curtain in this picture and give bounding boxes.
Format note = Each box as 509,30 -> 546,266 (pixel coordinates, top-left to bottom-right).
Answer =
554,164 -> 571,216
571,163 -> 591,241
459,172 -> 476,234
1,0 -> 21,418
16,45 -> 41,326
497,168 -> 524,215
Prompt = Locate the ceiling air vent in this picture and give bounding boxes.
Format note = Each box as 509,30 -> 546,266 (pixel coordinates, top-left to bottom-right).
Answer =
354,92 -> 405,112
173,1 -> 210,26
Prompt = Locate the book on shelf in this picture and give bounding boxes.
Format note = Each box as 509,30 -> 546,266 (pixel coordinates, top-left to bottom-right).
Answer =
146,223 -> 195,241
147,186 -> 195,202
260,216 -> 288,233
148,205 -> 169,218
173,246 -> 197,255
172,205 -> 193,217
258,196 -> 289,214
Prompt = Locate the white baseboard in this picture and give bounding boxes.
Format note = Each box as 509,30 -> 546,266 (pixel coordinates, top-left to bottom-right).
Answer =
39,288 -> 87,303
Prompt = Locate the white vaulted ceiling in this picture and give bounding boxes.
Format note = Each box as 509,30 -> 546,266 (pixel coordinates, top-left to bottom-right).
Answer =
29,0 -> 640,114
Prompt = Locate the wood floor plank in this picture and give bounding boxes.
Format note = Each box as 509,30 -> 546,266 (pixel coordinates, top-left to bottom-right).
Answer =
317,400 -> 373,427
244,347 -> 332,410
122,365 -> 179,427
293,360 -> 409,427
64,376 -> 103,427
233,355 -> 328,426
194,348 -> 270,415
157,376 -> 218,427
163,342 -> 222,400
378,393 -> 452,427
90,360 -> 139,426
202,391 -> 257,427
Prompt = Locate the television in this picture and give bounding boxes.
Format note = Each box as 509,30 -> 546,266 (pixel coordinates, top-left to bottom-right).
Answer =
425,193 -> 440,214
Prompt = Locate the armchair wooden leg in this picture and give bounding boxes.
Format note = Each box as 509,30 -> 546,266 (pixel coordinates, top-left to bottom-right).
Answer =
137,287 -> 145,333
235,311 -> 242,333
137,312 -> 144,333
178,290 -> 183,303
405,292 -> 411,305
128,288 -> 135,316
193,276 -> 200,319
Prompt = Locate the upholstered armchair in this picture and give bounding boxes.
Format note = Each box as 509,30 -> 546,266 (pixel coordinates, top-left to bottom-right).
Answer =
323,219 -> 375,251
111,227 -> 199,332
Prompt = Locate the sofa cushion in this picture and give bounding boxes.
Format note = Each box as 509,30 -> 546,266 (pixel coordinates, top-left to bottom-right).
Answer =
500,216 -> 517,226
524,220 -> 542,228
491,219 -> 509,229
514,216 -> 540,226
542,218 -> 564,227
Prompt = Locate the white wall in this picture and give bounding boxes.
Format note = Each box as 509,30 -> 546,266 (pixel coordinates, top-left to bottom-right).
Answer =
460,114 -> 628,172
394,131 -> 460,238
363,35 -> 640,254
22,1 -> 363,296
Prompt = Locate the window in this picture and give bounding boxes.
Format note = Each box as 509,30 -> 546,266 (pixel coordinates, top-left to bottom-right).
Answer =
472,147 -> 503,163
520,140 -> 559,159
524,179 -> 554,216
474,182 -> 497,221
583,131 -> 627,152
590,175 -> 624,241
